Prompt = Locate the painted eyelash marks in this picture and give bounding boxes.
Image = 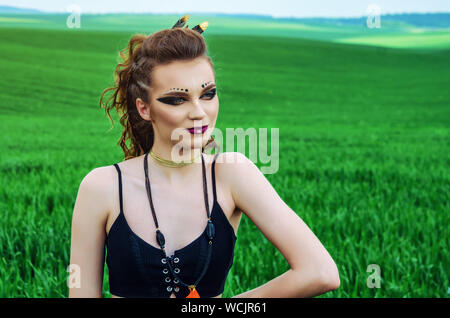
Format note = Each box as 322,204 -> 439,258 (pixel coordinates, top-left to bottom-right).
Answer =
169,87 -> 189,92
201,81 -> 213,88
168,81 -> 214,92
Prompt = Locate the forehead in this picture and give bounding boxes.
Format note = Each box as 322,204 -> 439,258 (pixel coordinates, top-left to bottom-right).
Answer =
151,58 -> 214,92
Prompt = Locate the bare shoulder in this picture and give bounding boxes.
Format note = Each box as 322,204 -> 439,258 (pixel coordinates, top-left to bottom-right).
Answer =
76,165 -> 117,220
209,151 -> 248,177
212,151 -> 250,167
212,151 -> 254,178
211,151 -> 254,201
81,165 -> 114,187
213,151 -> 275,213
80,165 -> 116,196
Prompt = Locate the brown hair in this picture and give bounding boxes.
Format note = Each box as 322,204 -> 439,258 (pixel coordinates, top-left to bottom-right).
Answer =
99,27 -> 217,160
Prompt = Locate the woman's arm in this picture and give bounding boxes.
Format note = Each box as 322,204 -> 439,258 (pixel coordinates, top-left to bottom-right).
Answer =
219,152 -> 340,298
232,268 -> 336,298
68,168 -> 110,298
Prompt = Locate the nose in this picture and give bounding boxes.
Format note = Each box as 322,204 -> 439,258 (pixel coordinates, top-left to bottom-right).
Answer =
188,100 -> 207,120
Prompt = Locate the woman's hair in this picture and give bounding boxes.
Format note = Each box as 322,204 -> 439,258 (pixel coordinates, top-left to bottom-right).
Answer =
100,27 -> 217,160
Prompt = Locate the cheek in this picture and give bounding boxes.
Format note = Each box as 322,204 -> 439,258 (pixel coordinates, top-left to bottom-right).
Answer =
158,108 -> 185,127
206,100 -> 219,119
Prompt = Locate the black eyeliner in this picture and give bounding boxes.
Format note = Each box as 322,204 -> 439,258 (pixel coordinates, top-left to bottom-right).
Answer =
157,88 -> 216,105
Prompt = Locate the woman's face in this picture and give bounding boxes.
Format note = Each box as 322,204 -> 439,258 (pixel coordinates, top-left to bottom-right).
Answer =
137,57 -> 218,154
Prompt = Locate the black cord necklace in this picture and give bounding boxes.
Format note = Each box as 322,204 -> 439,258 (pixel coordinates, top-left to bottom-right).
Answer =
143,150 -> 215,298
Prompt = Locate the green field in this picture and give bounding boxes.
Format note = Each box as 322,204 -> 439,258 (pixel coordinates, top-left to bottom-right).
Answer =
336,31 -> 450,49
0,13 -> 449,298
2,12 -> 450,48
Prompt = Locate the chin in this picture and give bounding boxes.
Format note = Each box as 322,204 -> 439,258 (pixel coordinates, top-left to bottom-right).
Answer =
173,137 -> 207,151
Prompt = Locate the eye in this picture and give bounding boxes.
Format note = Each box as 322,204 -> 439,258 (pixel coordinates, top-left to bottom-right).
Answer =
156,97 -> 186,105
156,88 -> 217,106
203,88 -> 216,99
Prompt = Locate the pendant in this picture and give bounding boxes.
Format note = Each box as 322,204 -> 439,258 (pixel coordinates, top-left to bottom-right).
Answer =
186,285 -> 200,298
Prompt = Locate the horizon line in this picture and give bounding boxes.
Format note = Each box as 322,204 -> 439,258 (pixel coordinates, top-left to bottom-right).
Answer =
1,5 -> 450,19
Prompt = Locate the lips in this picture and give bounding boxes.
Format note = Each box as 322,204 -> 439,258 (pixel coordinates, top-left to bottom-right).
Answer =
187,125 -> 208,134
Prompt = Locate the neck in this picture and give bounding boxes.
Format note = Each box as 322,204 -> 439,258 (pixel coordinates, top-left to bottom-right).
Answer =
147,145 -> 203,184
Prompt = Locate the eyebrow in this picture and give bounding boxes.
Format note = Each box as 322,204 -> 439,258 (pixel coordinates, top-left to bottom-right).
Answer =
160,83 -> 216,97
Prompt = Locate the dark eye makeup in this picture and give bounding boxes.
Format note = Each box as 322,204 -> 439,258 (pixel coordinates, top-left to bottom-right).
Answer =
157,88 -> 216,105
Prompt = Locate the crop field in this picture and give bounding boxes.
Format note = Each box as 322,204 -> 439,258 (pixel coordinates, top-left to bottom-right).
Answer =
0,13 -> 448,297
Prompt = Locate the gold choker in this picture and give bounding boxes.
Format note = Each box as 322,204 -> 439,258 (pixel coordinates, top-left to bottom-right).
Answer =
149,149 -> 201,167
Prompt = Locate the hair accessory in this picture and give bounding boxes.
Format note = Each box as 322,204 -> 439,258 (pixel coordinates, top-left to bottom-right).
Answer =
172,14 -> 209,34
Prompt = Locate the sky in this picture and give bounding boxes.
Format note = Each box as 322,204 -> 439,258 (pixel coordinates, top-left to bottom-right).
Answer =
1,0 -> 449,18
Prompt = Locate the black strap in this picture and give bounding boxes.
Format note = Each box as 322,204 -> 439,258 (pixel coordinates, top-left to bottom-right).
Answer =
113,164 -> 124,214
143,152 -> 160,229
211,153 -> 220,203
201,153 -> 210,219
194,241 -> 213,286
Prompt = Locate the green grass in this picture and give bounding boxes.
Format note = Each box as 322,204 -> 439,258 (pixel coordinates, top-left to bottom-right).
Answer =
0,16 -> 449,298
335,31 -> 450,49
1,12 -> 449,49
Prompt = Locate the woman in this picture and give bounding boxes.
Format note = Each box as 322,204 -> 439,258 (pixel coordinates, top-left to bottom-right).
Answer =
68,14 -> 340,298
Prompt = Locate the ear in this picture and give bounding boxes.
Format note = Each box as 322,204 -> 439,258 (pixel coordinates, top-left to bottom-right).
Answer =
136,98 -> 153,122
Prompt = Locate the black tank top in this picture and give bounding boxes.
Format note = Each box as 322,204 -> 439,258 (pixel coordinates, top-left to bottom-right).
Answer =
105,153 -> 237,298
